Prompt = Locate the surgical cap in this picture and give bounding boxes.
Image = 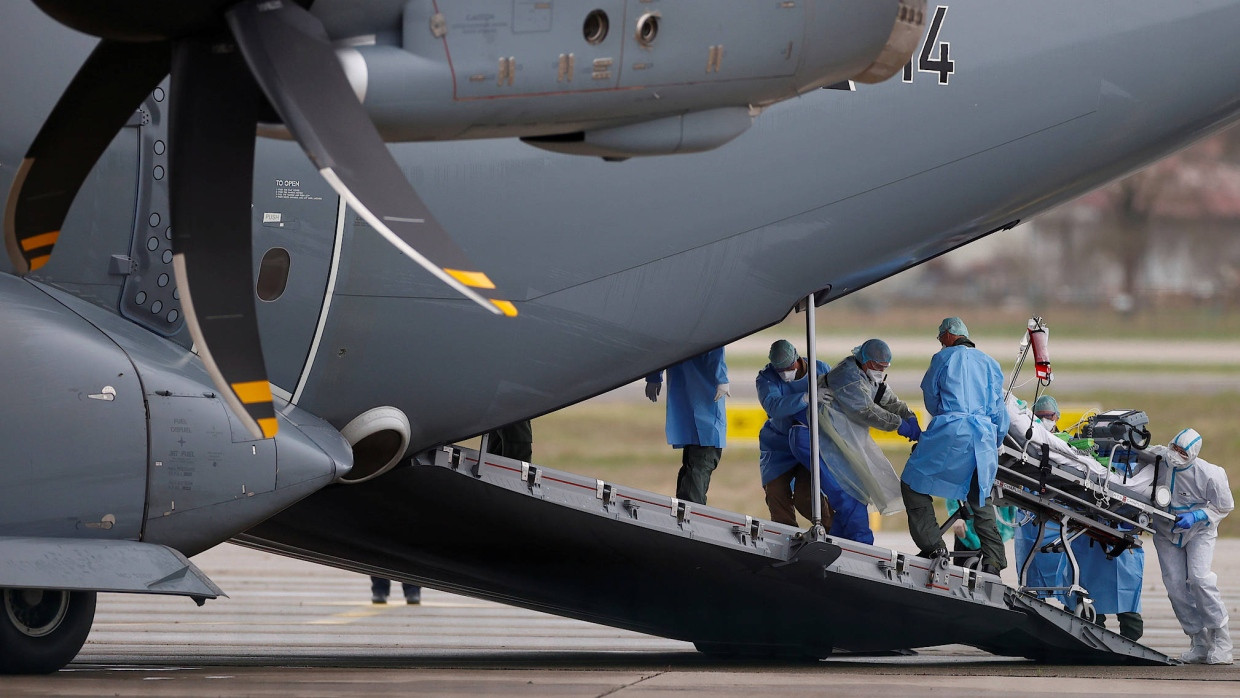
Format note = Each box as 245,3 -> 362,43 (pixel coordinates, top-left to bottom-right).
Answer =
938,317 -> 969,338
768,339 -> 799,370
1171,428 -> 1203,463
1032,395 -> 1060,417
853,338 -> 892,365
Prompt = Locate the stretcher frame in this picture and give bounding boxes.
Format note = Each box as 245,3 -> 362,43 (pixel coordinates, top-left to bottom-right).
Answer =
992,435 -> 1176,619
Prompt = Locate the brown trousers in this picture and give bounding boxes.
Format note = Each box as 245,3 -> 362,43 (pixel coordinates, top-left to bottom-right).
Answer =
764,465 -> 832,528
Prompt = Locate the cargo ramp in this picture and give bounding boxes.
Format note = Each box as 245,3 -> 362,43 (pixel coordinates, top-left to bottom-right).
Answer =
238,445 -> 1175,665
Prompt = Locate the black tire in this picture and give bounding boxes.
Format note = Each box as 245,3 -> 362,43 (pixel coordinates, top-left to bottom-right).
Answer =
0,589 -> 96,674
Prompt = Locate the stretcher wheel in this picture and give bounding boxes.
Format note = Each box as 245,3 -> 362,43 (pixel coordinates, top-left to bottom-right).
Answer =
1075,599 -> 1096,624
1137,513 -> 1149,527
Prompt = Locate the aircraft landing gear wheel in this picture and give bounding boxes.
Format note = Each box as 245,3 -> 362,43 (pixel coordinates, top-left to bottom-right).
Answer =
0,588 -> 96,674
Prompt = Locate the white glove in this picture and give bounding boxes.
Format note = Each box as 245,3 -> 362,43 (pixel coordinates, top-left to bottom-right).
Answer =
714,383 -> 730,401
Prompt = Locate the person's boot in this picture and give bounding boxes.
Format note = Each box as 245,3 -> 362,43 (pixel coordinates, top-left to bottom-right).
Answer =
372,592 -> 388,605
1206,625 -> 1233,665
405,588 -> 422,605
1180,630 -> 1211,663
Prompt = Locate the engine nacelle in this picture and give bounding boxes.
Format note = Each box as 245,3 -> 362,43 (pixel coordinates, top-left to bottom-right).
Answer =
283,0 -> 926,155
0,277 -> 352,557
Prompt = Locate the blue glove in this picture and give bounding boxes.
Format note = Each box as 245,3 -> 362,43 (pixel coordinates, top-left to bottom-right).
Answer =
1174,509 -> 1207,529
897,416 -> 921,442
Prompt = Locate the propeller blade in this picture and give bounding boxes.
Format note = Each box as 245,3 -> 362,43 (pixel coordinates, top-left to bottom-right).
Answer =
225,0 -> 517,318
4,39 -> 169,274
169,36 -> 277,440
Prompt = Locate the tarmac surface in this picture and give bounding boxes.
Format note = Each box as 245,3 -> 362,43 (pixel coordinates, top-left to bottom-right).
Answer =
6,534 -> 1239,696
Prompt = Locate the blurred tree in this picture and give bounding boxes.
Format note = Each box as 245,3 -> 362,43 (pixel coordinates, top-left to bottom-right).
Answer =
1045,123 -> 1240,312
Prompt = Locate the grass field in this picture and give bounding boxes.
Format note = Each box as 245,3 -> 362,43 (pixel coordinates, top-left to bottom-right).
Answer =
522,389 -> 1240,538
755,301 -> 1240,341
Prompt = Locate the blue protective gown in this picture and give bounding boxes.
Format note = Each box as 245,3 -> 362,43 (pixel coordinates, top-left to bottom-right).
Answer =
788,424 -> 874,544
756,360 -> 830,486
1014,520 -> 1069,601
646,348 -> 728,448
1068,538 -> 1144,615
901,343 -> 1008,505
1013,521 -> 1143,613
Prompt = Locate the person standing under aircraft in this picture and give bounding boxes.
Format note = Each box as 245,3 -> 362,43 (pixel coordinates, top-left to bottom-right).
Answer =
645,348 -> 729,505
756,340 -> 829,526
370,577 -> 421,605
1149,428 -> 1234,664
901,317 -> 1009,574
788,338 -> 920,543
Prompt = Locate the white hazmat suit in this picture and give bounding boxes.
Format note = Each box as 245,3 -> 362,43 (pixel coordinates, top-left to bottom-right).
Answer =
1150,428 -> 1234,664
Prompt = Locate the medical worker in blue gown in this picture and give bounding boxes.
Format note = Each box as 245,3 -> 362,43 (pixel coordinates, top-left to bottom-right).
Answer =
646,347 -> 728,505
1015,396 -> 1146,640
1068,537 -> 1145,640
756,340 -> 829,527
1013,397 -> 1071,602
787,339 -> 920,544
901,317 -> 1009,574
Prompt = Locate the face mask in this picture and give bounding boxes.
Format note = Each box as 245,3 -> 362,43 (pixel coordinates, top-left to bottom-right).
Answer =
866,369 -> 886,384
779,369 -> 797,382
1039,418 -> 1057,430
1167,449 -> 1190,467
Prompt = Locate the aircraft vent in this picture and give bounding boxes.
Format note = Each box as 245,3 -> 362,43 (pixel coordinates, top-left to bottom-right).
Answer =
337,407 -> 410,485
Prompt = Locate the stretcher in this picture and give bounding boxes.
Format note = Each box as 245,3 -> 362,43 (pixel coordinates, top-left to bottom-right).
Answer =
990,399 -> 1176,619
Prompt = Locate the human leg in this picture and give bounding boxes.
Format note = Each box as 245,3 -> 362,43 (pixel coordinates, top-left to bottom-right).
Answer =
901,480 -> 945,556
677,445 -> 721,505
1185,535 -> 1232,664
402,583 -> 422,605
764,470 -> 798,526
790,465 -> 831,529
1153,534 -> 1208,661
968,474 -> 1007,571
829,489 -> 873,545
1117,612 -> 1144,641
370,576 -> 391,604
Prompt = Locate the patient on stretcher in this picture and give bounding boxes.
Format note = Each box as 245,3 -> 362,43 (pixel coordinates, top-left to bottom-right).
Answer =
1002,395 -> 1157,503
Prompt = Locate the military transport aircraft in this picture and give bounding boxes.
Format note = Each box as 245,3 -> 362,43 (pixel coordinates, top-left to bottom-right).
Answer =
3,0 -> 1240,674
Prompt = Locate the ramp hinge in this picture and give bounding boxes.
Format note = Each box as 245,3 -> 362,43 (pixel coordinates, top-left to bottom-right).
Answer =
622,499 -> 640,519
926,555 -> 950,590
671,498 -> 691,527
879,551 -> 910,579
446,447 -> 462,470
596,480 -> 616,508
521,462 -> 541,490
733,516 -> 764,546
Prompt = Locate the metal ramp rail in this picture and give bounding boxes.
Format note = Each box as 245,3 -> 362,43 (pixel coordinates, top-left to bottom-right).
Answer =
239,444 -> 1176,665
